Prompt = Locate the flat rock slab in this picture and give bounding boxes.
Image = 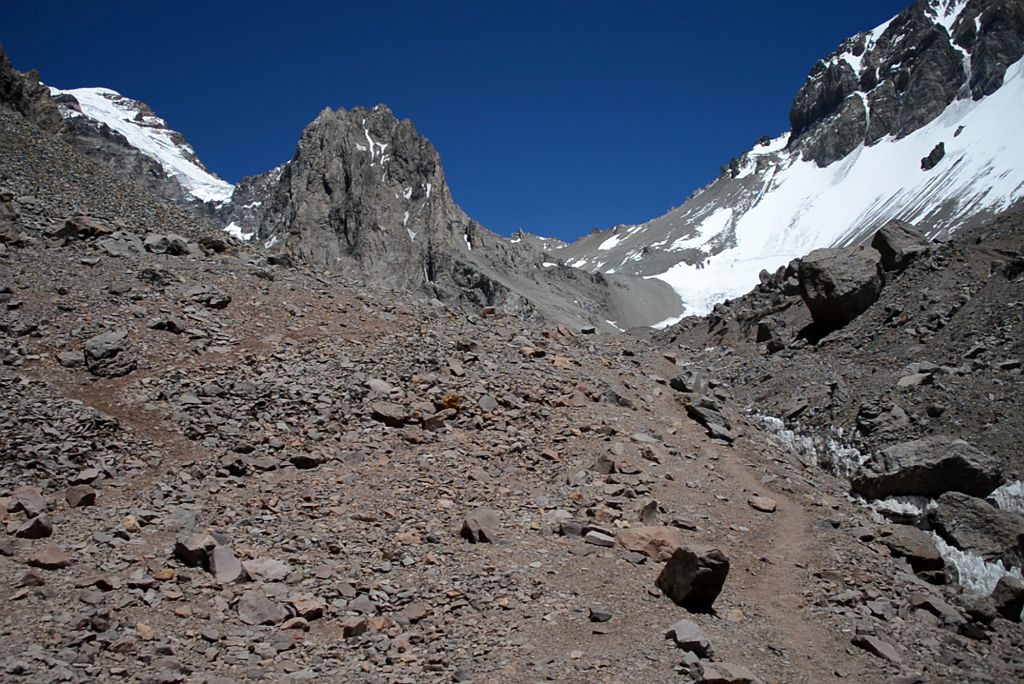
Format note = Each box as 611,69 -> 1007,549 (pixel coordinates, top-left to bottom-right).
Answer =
699,661 -> 763,683
616,526 -> 683,561
27,544 -> 70,570
237,590 -> 288,626
747,496 -> 777,513
852,634 -> 901,663
665,618 -> 714,657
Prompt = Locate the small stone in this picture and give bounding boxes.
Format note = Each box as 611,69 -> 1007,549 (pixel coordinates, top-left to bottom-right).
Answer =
237,590 -> 288,626
747,496 -> 777,513
173,532 -> 217,567
340,616 -> 368,638
990,575 -> 1024,622
583,530 -> 615,548
10,486 -> 45,517
400,602 -> 430,623
290,597 -> 325,621
210,545 -> 247,584
460,507 -> 499,543
136,622 -> 158,641
665,618 -> 714,658
15,515 -> 53,539
616,526 -> 683,561
65,486 -> 96,507
656,545 -> 730,612
588,607 -> 613,623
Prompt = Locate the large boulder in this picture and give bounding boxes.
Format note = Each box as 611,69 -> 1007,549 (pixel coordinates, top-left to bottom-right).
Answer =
851,436 -> 1003,500
656,545 -> 729,612
928,492 -> 1024,567
870,219 -> 929,271
798,246 -> 883,330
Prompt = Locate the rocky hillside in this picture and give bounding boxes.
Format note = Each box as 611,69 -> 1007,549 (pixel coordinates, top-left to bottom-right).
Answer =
3,27 -> 1024,684
555,0 -> 1024,321
3,80 -> 1024,683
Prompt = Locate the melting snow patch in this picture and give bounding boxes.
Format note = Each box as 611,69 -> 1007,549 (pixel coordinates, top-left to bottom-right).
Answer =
863,495 -> 934,523
754,415 -> 866,476
931,533 -> 1024,599
407,228 -> 417,241
264,235 -> 279,249
989,480 -> 1024,514
464,233 -> 472,251
223,222 -> 253,241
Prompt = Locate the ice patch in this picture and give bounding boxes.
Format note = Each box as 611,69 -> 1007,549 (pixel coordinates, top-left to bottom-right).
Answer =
931,533 -> 1023,600
990,480 -> 1024,514
407,228 -> 417,241
754,415 -> 866,477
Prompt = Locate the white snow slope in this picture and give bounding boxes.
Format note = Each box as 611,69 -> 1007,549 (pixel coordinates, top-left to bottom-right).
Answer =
50,87 -> 235,204
647,55 -> 1024,324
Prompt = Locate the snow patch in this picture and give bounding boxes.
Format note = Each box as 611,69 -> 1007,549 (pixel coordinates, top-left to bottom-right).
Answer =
990,481 -> 1024,514
223,222 -> 253,241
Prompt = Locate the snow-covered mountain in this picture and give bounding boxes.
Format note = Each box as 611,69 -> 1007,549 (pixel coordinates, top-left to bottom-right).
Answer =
553,0 -> 1024,325
49,86 -> 234,205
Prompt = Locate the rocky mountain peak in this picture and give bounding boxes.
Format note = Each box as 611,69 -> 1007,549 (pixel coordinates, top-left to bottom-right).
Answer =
789,0 -> 1024,166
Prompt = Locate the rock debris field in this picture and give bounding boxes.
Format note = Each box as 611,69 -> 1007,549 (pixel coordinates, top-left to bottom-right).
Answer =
2,94 -> 1024,684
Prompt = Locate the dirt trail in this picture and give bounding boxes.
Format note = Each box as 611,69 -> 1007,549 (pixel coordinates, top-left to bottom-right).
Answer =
718,439 -> 855,683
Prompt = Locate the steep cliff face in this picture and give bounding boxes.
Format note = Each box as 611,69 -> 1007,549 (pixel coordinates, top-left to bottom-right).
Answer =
554,0 -> 1024,323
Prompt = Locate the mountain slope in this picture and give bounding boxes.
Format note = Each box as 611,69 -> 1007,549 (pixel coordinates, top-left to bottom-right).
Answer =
225,103 -> 681,329
555,0 -> 1024,324
48,86 -> 235,205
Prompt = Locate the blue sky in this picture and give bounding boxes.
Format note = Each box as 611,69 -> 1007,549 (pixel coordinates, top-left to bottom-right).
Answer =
3,1 -> 908,240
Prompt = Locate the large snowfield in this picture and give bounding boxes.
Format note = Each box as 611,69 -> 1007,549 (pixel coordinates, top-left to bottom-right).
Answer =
646,56 -> 1024,326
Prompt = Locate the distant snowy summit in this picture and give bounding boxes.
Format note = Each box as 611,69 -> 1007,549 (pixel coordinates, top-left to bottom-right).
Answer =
552,0 -> 1024,324
48,86 -> 234,206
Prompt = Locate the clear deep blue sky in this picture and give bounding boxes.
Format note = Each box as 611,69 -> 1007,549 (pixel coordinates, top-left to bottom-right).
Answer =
3,1 -> 908,240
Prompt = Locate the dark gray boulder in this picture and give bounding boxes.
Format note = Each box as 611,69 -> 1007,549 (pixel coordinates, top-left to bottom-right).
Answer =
798,246 -> 883,330
928,491 -> 1024,567
83,329 -> 135,378
656,545 -> 730,612
877,524 -> 946,573
852,436 -> 1004,499
990,576 -> 1024,622
871,219 -> 929,271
